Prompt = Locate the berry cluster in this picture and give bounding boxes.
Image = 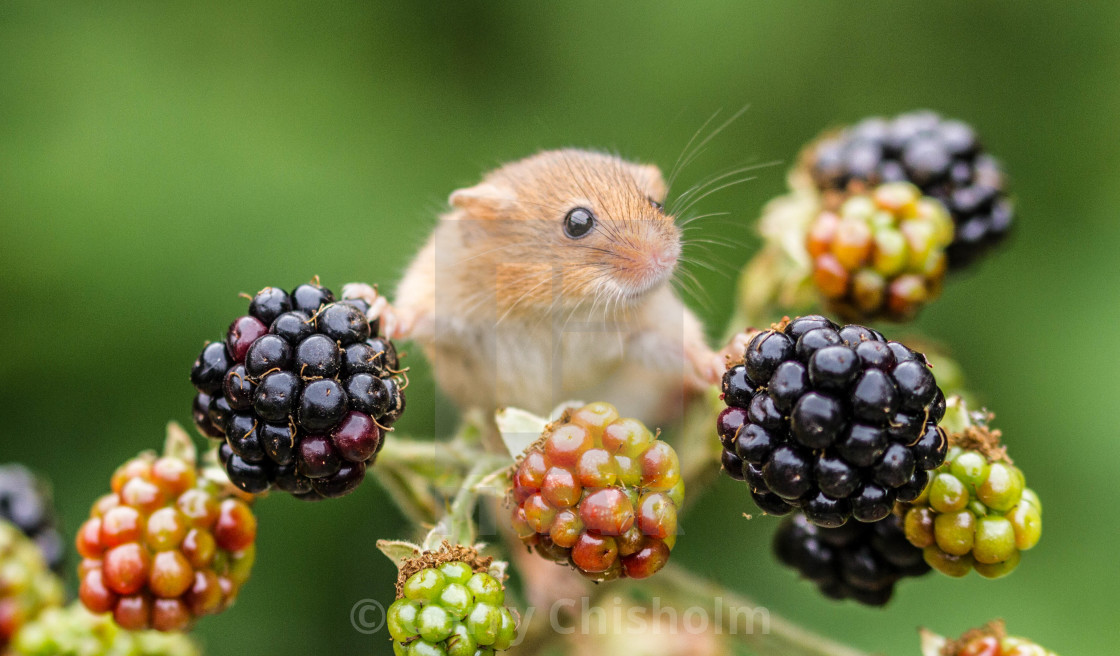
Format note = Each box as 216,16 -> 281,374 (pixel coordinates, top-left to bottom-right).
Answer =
718,316 -> 947,526
388,555 -> 517,655
807,110 -> 1014,267
807,182 -> 953,321
0,522 -> 64,651
10,603 -> 200,656
190,280 -> 406,499
901,424 -> 1041,579
510,402 -> 683,582
76,452 -> 257,631
0,465 -> 66,573
774,512 -> 928,606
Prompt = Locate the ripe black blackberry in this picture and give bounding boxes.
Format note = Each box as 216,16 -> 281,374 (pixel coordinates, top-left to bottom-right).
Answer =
0,465 -> 66,573
189,280 -> 405,500
774,512 -> 929,606
717,316 -> 947,526
807,110 -> 1013,267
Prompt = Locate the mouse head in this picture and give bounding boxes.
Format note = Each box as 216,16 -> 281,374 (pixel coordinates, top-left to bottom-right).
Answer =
447,149 -> 681,313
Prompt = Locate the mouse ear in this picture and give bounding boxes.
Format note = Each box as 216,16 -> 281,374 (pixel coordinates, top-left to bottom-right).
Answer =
448,182 -> 517,216
632,164 -> 668,203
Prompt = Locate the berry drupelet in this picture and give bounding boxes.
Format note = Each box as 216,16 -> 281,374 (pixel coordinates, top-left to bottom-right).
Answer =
10,602 -> 200,656
774,512 -> 928,606
189,280 -> 406,499
0,522 -> 65,651
0,465 -> 66,574
510,402 -> 684,582
901,406 -> 1041,579
75,451 -> 257,631
807,110 -> 1014,267
718,315 -> 948,527
387,549 -> 518,656
807,182 -> 953,321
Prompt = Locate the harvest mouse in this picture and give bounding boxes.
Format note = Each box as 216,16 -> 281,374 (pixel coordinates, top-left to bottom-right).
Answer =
345,149 -> 725,422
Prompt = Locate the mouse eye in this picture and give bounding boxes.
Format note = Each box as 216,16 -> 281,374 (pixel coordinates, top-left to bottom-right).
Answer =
563,207 -> 596,239
649,197 -> 664,211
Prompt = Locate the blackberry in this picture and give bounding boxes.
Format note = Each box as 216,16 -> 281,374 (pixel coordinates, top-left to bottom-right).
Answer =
717,316 -> 947,526
76,439 -> 257,632
900,401 -> 1041,580
0,522 -> 65,650
807,110 -> 1014,267
188,279 -> 406,499
773,512 -> 928,606
807,183 -> 953,321
387,546 -> 518,655
0,465 -> 66,573
11,603 -> 201,656
510,402 -> 683,582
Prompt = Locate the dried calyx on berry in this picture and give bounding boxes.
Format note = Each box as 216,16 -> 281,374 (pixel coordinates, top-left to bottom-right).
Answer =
10,602 -> 200,656
0,521 -> 65,651
0,465 -> 67,574
385,543 -> 518,656
774,511 -> 928,607
189,278 -> 407,500
900,398 -> 1041,579
75,424 -> 257,632
806,110 -> 1014,268
920,620 -> 1057,656
718,315 -> 947,527
510,402 -> 683,582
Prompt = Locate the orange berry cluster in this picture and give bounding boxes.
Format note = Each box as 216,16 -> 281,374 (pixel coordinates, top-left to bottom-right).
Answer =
76,453 -> 257,632
808,182 -> 954,321
510,402 -> 683,582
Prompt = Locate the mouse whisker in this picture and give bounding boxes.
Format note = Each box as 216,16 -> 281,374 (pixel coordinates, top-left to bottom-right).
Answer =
673,174 -> 761,217
667,104 -> 752,193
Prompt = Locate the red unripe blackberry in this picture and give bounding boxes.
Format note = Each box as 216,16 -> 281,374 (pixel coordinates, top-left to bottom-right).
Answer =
807,110 -> 1014,268
718,316 -> 947,527
924,621 -> 1057,656
807,183 -> 954,321
0,465 -> 67,574
189,279 -> 404,499
510,402 -> 683,582
76,447 -> 256,631
774,512 -> 928,606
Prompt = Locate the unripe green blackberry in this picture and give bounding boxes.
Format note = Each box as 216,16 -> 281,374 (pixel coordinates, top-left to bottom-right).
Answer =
807,183 -> 953,321
76,429 -> 257,631
806,110 -> 1014,268
11,603 -> 200,656
387,546 -> 518,655
922,620 -> 1057,656
900,402 -> 1040,579
0,465 -> 66,574
0,521 -> 65,651
510,402 -> 683,582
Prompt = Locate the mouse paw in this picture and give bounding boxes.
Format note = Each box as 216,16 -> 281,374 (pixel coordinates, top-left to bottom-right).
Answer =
713,329 -> 764,374
684,342 -> 724,391
341,282 -> 415,340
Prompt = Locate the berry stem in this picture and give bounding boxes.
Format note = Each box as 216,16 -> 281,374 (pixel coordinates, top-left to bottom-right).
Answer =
655,565 -> 872,656
422,456 -> 512,550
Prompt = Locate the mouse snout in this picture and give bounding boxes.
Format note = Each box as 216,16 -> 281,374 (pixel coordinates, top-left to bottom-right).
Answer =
610,231 -> 680,295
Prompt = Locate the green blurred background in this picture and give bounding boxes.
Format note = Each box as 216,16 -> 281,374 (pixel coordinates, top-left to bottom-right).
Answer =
2,2 -> 1117,654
